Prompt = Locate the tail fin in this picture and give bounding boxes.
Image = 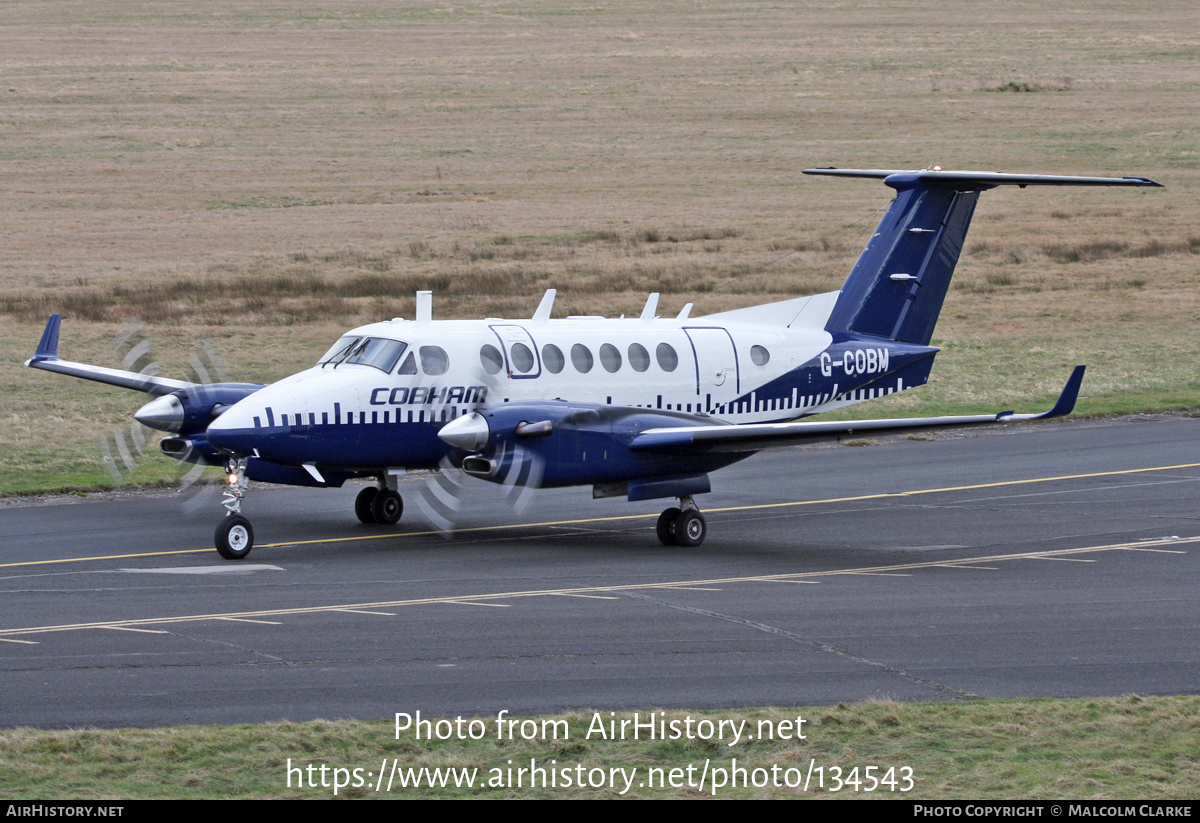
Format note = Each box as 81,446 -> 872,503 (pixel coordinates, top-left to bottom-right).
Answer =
805,168 -> 1162,345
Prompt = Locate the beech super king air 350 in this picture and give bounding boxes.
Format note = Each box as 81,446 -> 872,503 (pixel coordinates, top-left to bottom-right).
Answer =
27,168 -> 1162,558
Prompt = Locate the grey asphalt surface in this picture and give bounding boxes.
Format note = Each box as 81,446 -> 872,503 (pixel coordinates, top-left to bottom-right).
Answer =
1,415 -> 1198,728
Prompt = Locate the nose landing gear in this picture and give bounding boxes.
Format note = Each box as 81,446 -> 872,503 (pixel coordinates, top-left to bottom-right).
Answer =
215,457 -> 253,560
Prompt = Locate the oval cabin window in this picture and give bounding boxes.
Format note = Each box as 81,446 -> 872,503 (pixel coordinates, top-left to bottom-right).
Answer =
542,344 -> 565,374
480,344 -> 503,375
571,344 -> 594,373
628,343 -> 650,372
600,343 -> 622,373
510,342 -> 535,373
656,343 -> 678,372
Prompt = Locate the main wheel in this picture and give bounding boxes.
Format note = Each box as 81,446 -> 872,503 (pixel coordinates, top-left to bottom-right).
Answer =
656,507 -> 681,546
355,486 -> 379,524
371,489 -> 403,525
215,514 -> 254,560
674,510 -> 707,547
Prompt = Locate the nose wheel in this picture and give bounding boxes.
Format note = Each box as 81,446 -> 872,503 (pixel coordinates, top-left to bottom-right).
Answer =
215,514 -> 254,560
656,497 -> 707,547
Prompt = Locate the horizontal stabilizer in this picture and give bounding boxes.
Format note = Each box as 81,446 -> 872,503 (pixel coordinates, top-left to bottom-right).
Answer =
803,168 -> 1164,189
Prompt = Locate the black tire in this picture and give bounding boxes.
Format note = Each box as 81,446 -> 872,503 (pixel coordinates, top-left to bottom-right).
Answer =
371,489 -> 403,525
674,510 -> 707,547
215,515 -> 254,560
355,487 -> 379,524
656,507 -> 681,546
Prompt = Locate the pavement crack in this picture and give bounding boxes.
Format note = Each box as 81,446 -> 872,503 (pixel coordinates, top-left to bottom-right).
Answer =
169,631 -> 296,666
619,590 -> 979,701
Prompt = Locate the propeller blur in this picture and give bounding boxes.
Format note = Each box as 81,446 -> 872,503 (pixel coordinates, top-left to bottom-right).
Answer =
25,167 -> 1162,558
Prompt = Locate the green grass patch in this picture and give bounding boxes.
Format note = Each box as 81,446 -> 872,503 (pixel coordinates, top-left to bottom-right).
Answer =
3,696 -> 1197,799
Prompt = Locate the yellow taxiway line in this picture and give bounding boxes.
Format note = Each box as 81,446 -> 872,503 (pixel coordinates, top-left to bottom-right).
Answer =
2,460 -> 1198,570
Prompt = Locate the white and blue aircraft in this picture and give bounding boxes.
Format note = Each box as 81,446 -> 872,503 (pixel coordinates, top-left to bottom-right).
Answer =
27,168 -> 1161,558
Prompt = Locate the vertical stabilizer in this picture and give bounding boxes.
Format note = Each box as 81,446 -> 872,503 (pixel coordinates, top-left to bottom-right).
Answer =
805,168 -> 1162,345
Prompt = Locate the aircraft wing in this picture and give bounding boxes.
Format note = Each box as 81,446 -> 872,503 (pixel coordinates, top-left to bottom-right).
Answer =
24,314 -> 197,396
629,366 -> 1085,454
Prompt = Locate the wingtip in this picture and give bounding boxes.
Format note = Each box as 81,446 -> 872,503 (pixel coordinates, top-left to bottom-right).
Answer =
30,313 -> 62,362
994,365 -> 1086,423
1045,365 -> 1086,418
1124,176 -> 1165,188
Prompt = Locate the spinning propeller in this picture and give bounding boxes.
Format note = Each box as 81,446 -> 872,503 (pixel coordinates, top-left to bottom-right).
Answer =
408,363 -> 546,536
27,314 -> 264,510
100,321 -> 230,502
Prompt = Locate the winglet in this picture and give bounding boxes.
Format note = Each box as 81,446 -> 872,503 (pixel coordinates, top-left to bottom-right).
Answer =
1043,364 -> 1086,418
29,314 -> 62,363
999,365 -> 1086,422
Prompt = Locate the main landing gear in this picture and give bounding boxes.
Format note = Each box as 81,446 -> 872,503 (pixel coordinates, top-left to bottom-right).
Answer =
215,457 -> 254,560
656,495 -> 707,547
354,477 -> 404,525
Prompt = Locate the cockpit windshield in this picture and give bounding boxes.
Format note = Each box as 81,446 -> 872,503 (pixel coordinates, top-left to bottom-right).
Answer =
318,335 -> 408,374
318,336 -> 360,365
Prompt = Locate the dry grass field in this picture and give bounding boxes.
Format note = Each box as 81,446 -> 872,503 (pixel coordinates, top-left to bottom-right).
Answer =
2,0 -> 1198,492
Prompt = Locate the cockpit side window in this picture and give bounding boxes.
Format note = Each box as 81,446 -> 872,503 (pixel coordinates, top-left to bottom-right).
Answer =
419,345 -> 450,376
397,351 -> 417,375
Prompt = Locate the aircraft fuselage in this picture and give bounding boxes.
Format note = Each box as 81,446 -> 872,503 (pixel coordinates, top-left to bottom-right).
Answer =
206,310 -> 936,484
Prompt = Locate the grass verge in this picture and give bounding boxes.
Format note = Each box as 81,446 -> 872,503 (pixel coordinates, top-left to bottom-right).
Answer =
3,696 -> 1197,799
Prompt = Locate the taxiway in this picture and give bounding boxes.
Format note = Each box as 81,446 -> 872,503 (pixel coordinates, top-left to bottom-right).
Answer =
1,415 -> 1197,728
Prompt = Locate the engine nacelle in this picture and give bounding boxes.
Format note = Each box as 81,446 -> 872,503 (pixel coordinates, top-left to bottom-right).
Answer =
441,401 -> 746,489
160,433 -> 222,465
135,382 -> 265,436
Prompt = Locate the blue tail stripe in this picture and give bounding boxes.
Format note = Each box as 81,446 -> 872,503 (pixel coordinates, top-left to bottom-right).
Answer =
33,314 -> 62,361
824,186 -> 978,345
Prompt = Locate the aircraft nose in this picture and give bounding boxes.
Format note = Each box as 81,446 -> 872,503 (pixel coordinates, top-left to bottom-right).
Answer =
204,402 -> 263,455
